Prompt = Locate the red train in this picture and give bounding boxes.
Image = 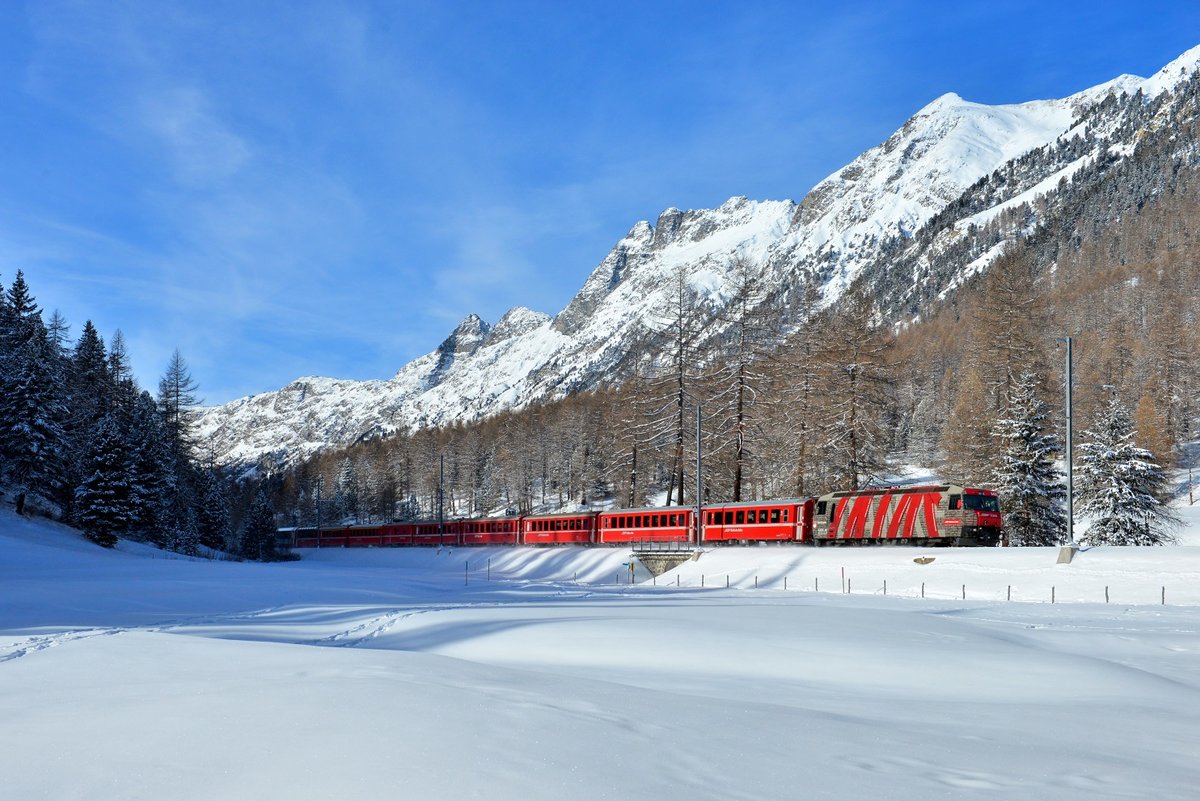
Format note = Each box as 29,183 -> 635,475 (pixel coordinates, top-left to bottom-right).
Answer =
281,484 -> 1002,548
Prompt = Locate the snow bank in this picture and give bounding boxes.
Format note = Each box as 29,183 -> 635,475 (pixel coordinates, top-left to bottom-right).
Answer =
2,510 -> 1198,800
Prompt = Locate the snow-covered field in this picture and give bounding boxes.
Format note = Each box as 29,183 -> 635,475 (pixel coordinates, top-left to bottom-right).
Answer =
3,508 -> 1199,800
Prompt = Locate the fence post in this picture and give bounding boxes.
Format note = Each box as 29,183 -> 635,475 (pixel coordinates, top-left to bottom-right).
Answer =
676,575 -> 680,587
962,584 -> 965,600
1162,586 -> 1166,605
465,561 -> 468,586
487,558 -> 491,581
1007,585 -> 1011,601
755,576 -> 758,589
784,576 -> 788,591
1052,586 -> 1055,604
1105,586 -> 1109,604
883,580 -> 887,596
727,575 -> 730,588
815,577 -> 818,592
921,582 -> 925,599
701,575 -> 705,588
847,578 -> 851,594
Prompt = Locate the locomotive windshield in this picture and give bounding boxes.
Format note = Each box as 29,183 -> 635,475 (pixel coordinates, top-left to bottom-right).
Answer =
963,495 -> 1000,512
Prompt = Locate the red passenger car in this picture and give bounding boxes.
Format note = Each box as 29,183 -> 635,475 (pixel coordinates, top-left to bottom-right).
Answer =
597,507 -> 693,544
702,499 -> 813,543
522,512 -> 597,545
459,516 -> 521,546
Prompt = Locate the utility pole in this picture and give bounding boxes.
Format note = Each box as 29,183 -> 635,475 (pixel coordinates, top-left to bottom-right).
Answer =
1064,336 -> 1075,547
438,454 -> 445,547
695,403 -> 703,547
315,476 -> 323,549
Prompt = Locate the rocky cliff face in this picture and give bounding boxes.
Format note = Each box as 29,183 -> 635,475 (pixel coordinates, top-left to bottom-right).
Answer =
196,46 -> 1200,469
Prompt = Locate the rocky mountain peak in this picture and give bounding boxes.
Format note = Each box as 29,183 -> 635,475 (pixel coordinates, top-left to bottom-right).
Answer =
433,313 -> 490,373
489,307 -> 551,343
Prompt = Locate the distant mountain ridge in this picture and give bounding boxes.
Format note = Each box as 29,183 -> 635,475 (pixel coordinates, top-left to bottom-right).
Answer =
197,45 -> 1200,468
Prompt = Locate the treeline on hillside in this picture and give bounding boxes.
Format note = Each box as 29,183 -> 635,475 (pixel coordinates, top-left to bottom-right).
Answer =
0,271 -> 281,559
269,197 -> 1194,545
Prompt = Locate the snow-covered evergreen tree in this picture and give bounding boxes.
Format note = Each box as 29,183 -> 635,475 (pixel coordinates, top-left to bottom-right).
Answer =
0,273 -> 68,515
196,467 -> 232,551
60,321 -> 112,521
334,455 -> 358,523
74,413 -> 134,547
127,390 -> 173,544
991,371 -> 1066,546
1077,396 -> 1177,545
240,488 -> 280,561
164,500 -> 200,556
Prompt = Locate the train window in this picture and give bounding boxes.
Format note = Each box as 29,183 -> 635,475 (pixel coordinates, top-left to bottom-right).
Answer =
770,509 -> 780,523
949,494 -> 961,510
734,511 -> 743,524
670,514 -> 678,526
816,501 -> 826,517
964,495 -> 1000,512
782,509 -> 789,522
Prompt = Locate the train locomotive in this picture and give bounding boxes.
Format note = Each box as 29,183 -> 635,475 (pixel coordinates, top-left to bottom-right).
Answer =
281,484 -> 1002,549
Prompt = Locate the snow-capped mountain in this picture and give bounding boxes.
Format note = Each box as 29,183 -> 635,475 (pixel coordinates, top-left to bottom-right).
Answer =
197,46 -> 1200,468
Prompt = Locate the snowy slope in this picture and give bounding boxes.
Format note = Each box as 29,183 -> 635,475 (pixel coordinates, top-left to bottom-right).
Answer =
197,47 -> 1200,468
2,509 -> 1200,801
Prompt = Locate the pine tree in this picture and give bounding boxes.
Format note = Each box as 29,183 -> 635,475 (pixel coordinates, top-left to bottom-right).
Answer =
74,413 -> 135,547
991,371 -> 1067,546
127,390 -> 173,544
157,349 -> 201,466
941,367 -> 995,485
196,467 -> 233,551
0,273 -> 68,516
61,321 -> 111,521
240,488 -> 279,561
1076,396 -> 1177,545
814,290 -> 894,491
705,256 -> 775,501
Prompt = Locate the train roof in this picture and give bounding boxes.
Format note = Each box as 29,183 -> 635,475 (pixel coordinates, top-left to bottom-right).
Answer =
818,484 -> 996,499
598,505 -> 695,516
522,510 -> 600,520
704,498 -> 810,509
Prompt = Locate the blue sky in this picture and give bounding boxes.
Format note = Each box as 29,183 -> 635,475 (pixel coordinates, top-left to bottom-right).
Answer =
2,1 -> 1199,404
